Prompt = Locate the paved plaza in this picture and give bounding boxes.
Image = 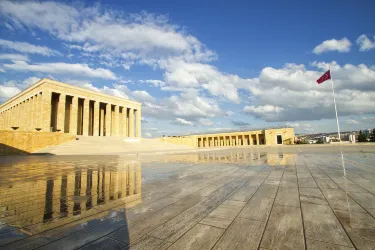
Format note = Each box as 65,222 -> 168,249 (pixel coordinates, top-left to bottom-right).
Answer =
1,146 -> 375,249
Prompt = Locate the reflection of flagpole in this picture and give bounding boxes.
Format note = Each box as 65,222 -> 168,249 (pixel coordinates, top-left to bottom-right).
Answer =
329,67 -> 341,142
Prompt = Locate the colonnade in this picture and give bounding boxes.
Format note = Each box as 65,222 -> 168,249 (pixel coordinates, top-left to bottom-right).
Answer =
0,89 -> 142,137
197,133 -> 263,147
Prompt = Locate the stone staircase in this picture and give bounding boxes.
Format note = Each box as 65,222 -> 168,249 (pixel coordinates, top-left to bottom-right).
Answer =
34,136 -> 194,155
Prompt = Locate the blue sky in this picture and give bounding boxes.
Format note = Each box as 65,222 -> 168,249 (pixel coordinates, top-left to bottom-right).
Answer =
1,0 -> 375,137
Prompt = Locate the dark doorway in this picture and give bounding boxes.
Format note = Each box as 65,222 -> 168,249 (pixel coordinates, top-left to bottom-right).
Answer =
77,98 -> 84,135
65,96 -> 73,133
50,93 -> 59,132
277,135 -> 283,145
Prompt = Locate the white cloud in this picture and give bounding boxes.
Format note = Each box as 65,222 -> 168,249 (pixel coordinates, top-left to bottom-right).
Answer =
198,118 -> 214,126
241,62 -> 375,122
173,118 -> 193,126
0,76 -> 40,102
313,38 -> 351,54
356,34 -> 375,52
0,0 -> 254,106
162,60 -> 247,102
3,61 -> 117,80
0,53 -> 28,61
244,105 -> 283,115
139,79 -> 165,87
0,84 -> 20,102
285,122 -> 313,132
140,89 -> 222,121
344,119 -> 359,125
0,39 -> 61,56
132,90 -> 156,103
22,76 -> 41,86
0,68 -> 5,73
0,1 -> 215,66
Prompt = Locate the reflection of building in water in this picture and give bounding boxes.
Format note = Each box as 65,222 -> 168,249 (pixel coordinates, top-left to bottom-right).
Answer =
153,151 -> 296,166
0,162 -> 142,235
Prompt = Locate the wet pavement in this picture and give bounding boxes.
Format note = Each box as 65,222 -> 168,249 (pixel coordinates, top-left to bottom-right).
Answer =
1,146 -> 375,249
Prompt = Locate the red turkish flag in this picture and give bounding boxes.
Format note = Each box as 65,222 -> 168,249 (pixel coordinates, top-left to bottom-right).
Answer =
316,70 -> 331,84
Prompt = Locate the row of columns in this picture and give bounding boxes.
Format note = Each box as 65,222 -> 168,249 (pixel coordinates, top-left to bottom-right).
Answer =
0,91 -> 44,131
1,163 -> 142,225
197,133 -> 260,148
0,90 -> 142,137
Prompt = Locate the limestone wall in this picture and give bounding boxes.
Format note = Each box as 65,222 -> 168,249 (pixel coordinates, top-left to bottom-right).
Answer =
0,131 -> 75,155
264,128 -> 295,145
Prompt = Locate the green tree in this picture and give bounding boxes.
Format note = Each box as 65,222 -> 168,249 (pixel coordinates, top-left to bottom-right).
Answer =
316,138 -> 324,144
370,128 -> 375,142
358,130 -> 367,142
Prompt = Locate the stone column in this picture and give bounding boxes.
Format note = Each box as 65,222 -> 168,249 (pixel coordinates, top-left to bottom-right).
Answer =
123,108 -> 128,137
42,90 -> 52,132
135,108 -> 141,138
105,103 -> 111,136
256,134 -> 260,145
0,112 -> 3,130
33,95 -> 38,131
57,93 -> 66,132
93,101 -> 100,136
100,107 -> 105,136
114,105 -> 119,136
24,99 -> 29,130
29,97 -> 35,130
122,107 -> 129,137
35,94 -> 41,130
70,96 -> 78,135
249,134 -> 253,145
128,108 -> 134,137
18,102 -> 24,131
82,99 -> 90,136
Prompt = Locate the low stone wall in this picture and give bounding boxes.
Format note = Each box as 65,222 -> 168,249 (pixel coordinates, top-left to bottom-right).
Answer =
0,131 -> 75,155
159,136 -> 196,147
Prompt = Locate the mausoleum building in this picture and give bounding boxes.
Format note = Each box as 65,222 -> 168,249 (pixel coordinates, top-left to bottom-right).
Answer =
0,78 -> 142,137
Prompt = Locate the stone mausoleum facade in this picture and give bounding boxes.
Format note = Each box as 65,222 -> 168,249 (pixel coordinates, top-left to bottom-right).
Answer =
0,78 -> 142,137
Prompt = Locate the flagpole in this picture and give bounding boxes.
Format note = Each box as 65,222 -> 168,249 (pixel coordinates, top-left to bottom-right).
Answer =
329,67 -> 341,142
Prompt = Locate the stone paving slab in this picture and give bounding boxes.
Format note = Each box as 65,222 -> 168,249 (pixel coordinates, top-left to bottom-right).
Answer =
1,146 -> 375,249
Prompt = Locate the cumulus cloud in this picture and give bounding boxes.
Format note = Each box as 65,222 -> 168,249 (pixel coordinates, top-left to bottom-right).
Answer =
0,84 -> 21,102
0,53 -> 29,61
4,61 -> 116,80
139,79 -> 165,87
0,1 -> 250,104
242,62 -> 375,122
132,90 -> 156,103
0,39 -> 61,56
162,60 -> 251,102
356,34 -> 375,52
0,1 -> 215,66
0,76 -> 41,102
173,118 -> 193,126
313,38 -> 351,54
198,118 -> 214,126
